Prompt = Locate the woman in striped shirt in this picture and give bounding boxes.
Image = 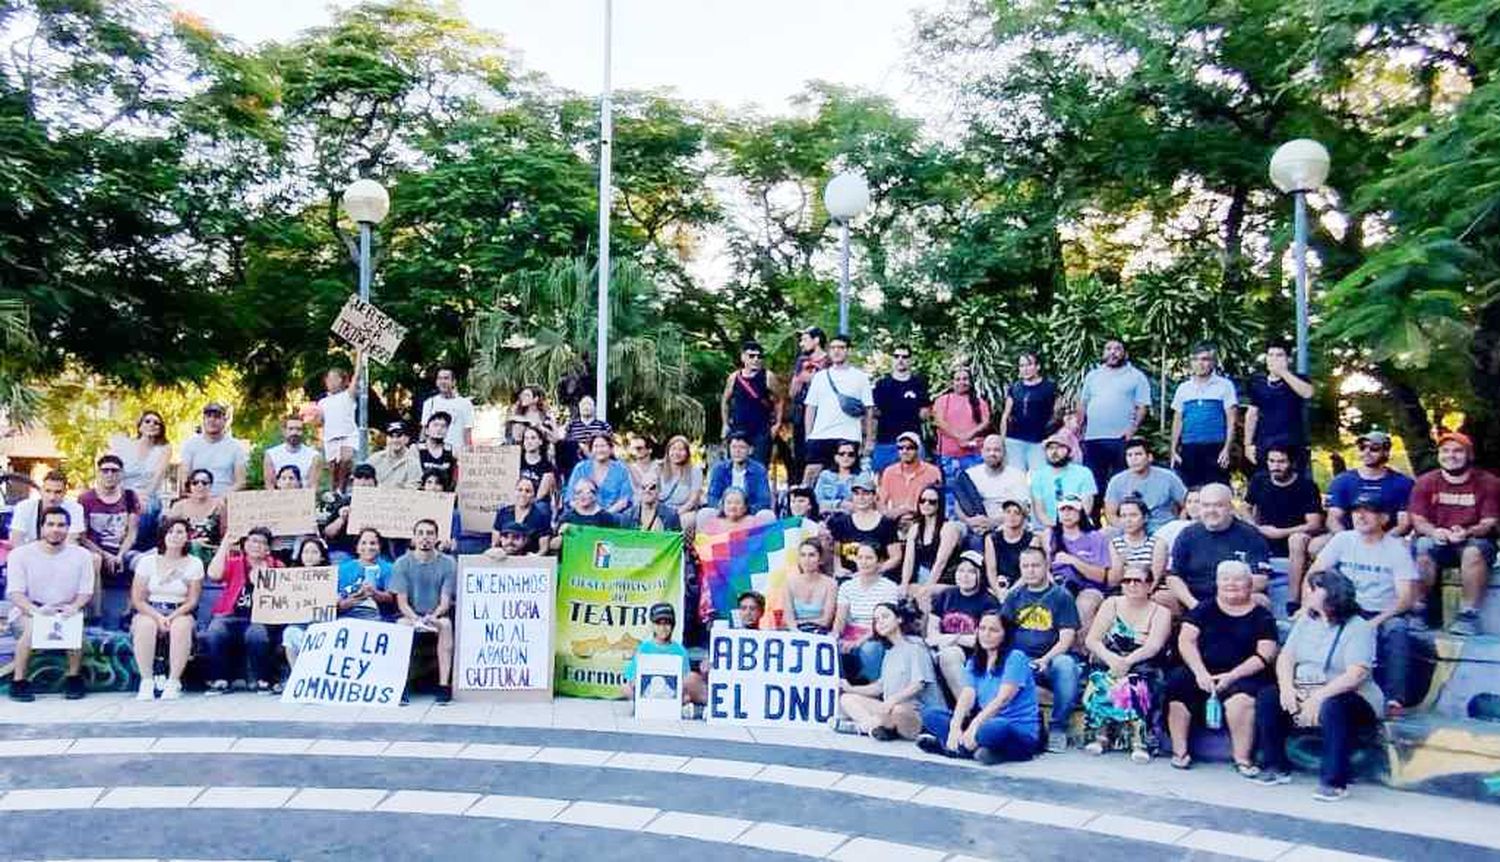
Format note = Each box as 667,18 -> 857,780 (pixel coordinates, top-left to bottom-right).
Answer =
1109,496 -> 1158,585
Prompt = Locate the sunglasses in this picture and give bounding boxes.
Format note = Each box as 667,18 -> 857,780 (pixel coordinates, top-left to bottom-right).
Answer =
1357,443 -> 1387,451
837,450 -> 857,457
897,444 -> 917,451
745,352 -> 762,359
189,479 -> 211,487
919,497 -> 940,505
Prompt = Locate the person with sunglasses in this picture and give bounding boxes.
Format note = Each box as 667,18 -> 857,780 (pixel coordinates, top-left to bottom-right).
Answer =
879,432 -> 943,525
901,484 -> 964,607
814,441 -> 871,515
78,454 -> 141,582
1082,564 -> 1171,761
179,402 -> 246,497
720,340 -> 782,469
167,469 -> 225,564
622,475 -> 681,533
870,345 -> 931,474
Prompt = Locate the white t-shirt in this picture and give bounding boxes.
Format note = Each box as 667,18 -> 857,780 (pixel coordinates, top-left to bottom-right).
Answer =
1154,518 -> 1192,562
319,389 -> 358,441
805,366 -> 874,442
180,434 -> 247,496
265,442 -> 320,482
1313,530 -> 1419,613
9,498 -> 86,544
837,575 -> 901,627
135,551 -> 206,605
422,393 -> 476,448
964,463 -> 1031,518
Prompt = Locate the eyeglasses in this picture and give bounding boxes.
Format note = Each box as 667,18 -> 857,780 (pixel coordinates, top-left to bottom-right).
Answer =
745,352 -> 762,359
189,479 -> 210,487
896,444 -> 917,451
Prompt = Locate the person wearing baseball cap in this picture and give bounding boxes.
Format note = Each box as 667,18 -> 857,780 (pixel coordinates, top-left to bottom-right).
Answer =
367,419 -> 422,489
826,472 -> 902,579
620,601 -> 705,715
1410,430 -> 1500,636
1028,433 -> 1098,528
178,401 -> 247,497
877,430 -> 941,523
485,521 -> 533,558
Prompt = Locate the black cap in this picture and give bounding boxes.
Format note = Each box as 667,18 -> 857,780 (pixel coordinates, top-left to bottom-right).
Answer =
351,463 -> 377,481
648,602 -> 676,623
385,420 -> 409,435
1351,492 -> 1384,512
497,521 -> 531,536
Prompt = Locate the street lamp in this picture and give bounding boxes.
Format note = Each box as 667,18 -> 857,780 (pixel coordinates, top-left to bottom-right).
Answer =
1269,139 -> 1331,377
341,178 -> 390,460
823,171 -> 870,337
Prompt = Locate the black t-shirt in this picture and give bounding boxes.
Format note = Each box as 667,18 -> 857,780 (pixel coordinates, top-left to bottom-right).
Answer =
826,512 -> 900,578
492,504 -> 554,554
872,375 -> 931,443
985,529 -> 1034,585
1005,378 -> 1059,443
519,454 -> 555,489
931,588 -> 1001,635
1248,375 -> 1307,446
1170,520 -> 1271,600
1245,472 -> 1322,556
418,445 -> 458,488
560,508 -> 616,529
1186,601 -> 1277,675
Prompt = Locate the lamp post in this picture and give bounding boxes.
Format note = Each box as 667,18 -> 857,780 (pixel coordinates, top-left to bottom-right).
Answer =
595,0 -> 614,422
341,178 -> 390,461
1269,139 -> 1331,377
823,172 -> 870,337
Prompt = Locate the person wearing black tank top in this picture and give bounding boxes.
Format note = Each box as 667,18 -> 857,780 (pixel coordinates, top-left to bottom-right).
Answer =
721,341 -> 782,468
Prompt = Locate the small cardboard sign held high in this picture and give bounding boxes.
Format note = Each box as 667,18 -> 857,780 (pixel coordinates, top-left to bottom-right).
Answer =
348,486 -> 456,542
456,445 -> 520,534
227,489 -> 317,540
250,566 -> 339,625
331,295 -> 407,364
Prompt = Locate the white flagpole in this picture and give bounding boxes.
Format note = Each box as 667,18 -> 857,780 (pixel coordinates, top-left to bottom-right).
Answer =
594,0 -> 613,422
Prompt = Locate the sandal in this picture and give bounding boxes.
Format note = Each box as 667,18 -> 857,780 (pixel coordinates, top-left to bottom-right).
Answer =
1170,753 -> 1192,770
1234,762 -> 1261,779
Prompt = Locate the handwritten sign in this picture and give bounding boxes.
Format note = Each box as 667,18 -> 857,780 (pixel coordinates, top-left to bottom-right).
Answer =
456,555 -> 554,693
33,611 -> 83,651
227,489 -> 316,539
281,619 -> 413,708
331,295 -> 408,364
457,445 -> 520,534
706,627 -> 839,728
348,486 -> 456,542
250,566 -> 338,625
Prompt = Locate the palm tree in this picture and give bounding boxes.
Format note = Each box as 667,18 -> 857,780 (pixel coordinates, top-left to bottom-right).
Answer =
0,298 -> 39,424
465,257 -> 705,438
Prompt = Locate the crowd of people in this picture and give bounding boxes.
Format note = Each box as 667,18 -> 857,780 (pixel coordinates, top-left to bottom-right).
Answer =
4,329 -> 1497,802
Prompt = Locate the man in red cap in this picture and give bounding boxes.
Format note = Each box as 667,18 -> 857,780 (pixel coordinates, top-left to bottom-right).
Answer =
1409,432 -> 1500,636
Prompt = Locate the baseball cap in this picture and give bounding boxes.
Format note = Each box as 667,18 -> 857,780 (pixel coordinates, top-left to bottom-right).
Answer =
958,549 -> 985,569
202,402 -> 228,415
1356,430 -> 1392,447
1437,431 -> 1474,451
385,420 -> 410,435
351,463 -> 377,481
1351,492 -> 1384,512
648,602 -> 676,624
497,521 -> 531,536
895,431 -> 922,448
1043,433 -> 1070,447
851,475 -> 877,492
1001,498 -> 1029,513
1057,493 -> 1085,511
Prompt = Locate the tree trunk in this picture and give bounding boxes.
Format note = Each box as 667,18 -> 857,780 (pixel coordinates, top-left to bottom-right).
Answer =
1373,365 -> 1435,473
1467,298 -> 1500,469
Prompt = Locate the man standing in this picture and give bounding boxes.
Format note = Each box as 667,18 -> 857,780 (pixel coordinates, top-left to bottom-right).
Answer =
1165,483 -> 1271,611
1078,338 -> 1152,510
9,470 -> 85,546
1170,343 -> 1237,488
179,402 -> 247,496
802,334 -> 875,487
421,368 -> 476,451
877,431 -> 942,524
1103,438 -> 1187,533
367,421 -> 423,490
1410,432 -> 1500,636
952,435 -> 1031,537
78,455 -> 141,579
417,412 -> 459,489
263,415 -> 324,491
1307,493 -> 1418,710
391,518 -> 458,704
1029,433 -> 1098,529
1243,343 -> 1314,470
6,507 -> 94,701
870,345 -> 931,473
1001,546 -> 1082,752
1245,444 -> 1324,610
720,340 -> 782,469
787,326 -> 830,479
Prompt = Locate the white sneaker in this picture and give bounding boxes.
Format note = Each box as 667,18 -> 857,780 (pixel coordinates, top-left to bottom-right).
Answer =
136,681 -> 155,701
159,679 -> 182,700
153,673 -> 167,693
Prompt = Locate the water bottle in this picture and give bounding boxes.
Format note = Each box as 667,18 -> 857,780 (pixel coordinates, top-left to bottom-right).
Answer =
1205,692 -> 1223,730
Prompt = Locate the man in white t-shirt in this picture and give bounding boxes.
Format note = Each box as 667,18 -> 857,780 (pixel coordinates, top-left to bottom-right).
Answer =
318,362 -> 359,493
953,435 -> 1031,535
7,506 -> 94,701
801,334 -> 874,487
420,368 -> 475,450
179,402 -> 247,496
9,470 -> 85,546
263,415 -> 324,490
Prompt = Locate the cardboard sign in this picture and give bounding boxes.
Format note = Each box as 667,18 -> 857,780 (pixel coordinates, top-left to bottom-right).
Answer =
32,611 -> 84,651
250,566 -> 339,625
456,555 -> 554,693
634,652 -> 683,721
706,627 -> 839,728
281,618 -> 413,708
456,445 -> 520,534
348,486 -> 456,542
331,294 -> 408,364
227,489 -> 317,539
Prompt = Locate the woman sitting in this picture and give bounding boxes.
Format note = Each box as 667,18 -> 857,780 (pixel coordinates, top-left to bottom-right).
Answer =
168,468 -> 224,564
490,475 -> 552,555
926,549 -> 1001,700
814,442 -> 870,514
1107,496 -> 1157,581
1081,564 -> 1171,761
550,477 -> 617,552
203,527 -> 284,695
284,529 -> 394,666
1043,494 -> 1117,636
831,542 -> 902,682
128,517 -> 203,700
900,484 -> 964,610
916,609 -> 1041,763
838,602 -> 944,740
564,433 -> 634,514
1164,560 -> 1278,773
658,435 -> 704,525
697,487 -> 773,537
1254,571 -> 1384,801
782,538 -> 837,633
516,424 -> 559,507
269,464 -> 313,563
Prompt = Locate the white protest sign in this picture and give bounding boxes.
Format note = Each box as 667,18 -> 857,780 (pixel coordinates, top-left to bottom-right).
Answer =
227,489 -> 316,539
348,486 -> 456,542
706,627 -> 839,728
456,445 -> 519,534
281,618 -> 413,708
331,294 -> 408,363
634,652 -> 683,721
456,556 -> 554,693
32,611 -> 83,651
250,566 -> 339,625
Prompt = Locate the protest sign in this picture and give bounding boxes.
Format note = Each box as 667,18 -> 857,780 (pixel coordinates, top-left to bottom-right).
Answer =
706,626 -> 839,728
456,445 -> 519,534
456,555 -> 554,695
281,618 -> 413,708
250,566 -> 338,625
227,489 -> 316,539
32,611 -> 83,651
554,525 -> 683,699
331,294 -> 408,364
633,652 -> 683,721
348,486 -> 456,542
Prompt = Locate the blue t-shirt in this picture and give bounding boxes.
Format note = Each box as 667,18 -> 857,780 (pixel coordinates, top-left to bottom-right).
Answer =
1005,378 -> 1059,443
565,459 -> 635,511
1323,469 -> 1415,528
622,639 -> 690,682
1029,463 -> 1097,523
873,375 -> 931,443
963,649 -> 1041,733
1103,466 -> 1187,533
1172,375 -> 1238,444
336,557 -> 394,620
1080,364 -> 1152,441
1247,375 -> 1307,446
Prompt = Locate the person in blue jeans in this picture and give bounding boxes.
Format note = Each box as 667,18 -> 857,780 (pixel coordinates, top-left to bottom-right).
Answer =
917,609 -> 1041,763
1000,545 -> 1083,752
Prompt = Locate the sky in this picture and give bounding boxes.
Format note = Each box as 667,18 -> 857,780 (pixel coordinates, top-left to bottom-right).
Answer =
175,0 -> 944,113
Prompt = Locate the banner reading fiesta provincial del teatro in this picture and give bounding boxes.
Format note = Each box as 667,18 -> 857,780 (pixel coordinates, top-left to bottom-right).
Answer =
555,525 -> 683,698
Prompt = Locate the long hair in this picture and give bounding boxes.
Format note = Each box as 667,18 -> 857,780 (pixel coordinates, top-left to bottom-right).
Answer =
953,368 -> 982,424
915,482 -> 947,540
967,609 -> 1015,677
871,601 -> 905,648
1312,571 -> 1360,626
1049,507 -> 1097,557
137,410 -> 170,445
661,435 -> 693,483
155,516 -> 192,554
295,537 -> 330,567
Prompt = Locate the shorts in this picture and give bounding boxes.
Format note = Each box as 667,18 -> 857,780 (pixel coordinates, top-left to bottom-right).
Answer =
1063,577 -> 1113,598
1414,536 -> 1497,570
324,436 -> 355,462
805,438 -> 859,468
